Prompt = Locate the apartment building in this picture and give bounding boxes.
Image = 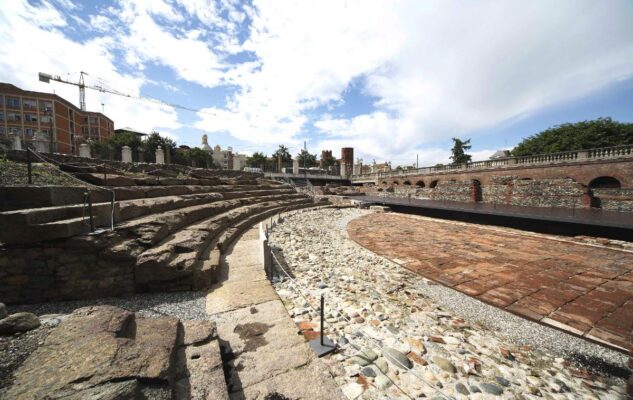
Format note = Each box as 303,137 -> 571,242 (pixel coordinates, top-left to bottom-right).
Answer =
0,82 -> 114,155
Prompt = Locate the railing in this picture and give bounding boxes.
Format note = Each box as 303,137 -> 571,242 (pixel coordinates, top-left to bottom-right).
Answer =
265,171 -> 347,180
352,144 -> 633,180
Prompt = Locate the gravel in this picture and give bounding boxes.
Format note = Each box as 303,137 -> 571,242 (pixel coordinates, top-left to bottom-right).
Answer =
7,291 -> 208,320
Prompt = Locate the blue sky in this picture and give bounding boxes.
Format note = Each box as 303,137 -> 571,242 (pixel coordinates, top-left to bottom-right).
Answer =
1,0 -> 632,166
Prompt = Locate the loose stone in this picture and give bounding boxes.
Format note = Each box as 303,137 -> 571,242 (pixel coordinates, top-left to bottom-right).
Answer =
382,347 -> 413,369
433,356 -> 457,373
480,382 -> 504,395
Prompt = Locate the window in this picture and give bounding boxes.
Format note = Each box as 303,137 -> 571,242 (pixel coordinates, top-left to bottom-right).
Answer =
39,101 -> 53,112
0,112 -> 3,121
23,99 -> 37,109
82,127 -> 89,135
6,97 -> 20,108
24,113 -> 38,122
40,115 -> 51,124
81,117 -> 88,124
0,126 -> 5,135
7,112 -> 21,122
89,117 -> 97,124
25,128 -> 35,137
8,127 -> 22,136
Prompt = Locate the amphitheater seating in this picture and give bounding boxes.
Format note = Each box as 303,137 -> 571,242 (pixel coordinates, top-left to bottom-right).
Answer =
0,172 -> 325,304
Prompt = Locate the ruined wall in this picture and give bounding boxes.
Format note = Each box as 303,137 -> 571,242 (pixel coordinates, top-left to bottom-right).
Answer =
0,234 -> 135,304
430,181 -> 473,203
592,188 -> 633,212
509,178 -> 584,208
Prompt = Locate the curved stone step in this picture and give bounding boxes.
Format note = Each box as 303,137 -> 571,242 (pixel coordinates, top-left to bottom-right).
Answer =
134,197 -> 313,292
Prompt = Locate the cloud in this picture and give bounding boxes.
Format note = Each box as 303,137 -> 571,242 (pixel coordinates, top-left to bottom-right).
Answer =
197,0 -> 633,161
0,0 -> 181,134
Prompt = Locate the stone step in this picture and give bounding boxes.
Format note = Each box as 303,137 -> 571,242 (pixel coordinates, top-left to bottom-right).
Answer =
174,320 -> 229,400
0,183 -> 291,211
134,197 -> 313,292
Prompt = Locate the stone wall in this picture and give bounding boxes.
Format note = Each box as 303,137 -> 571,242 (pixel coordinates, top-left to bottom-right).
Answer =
592,188 -> 633,212
0,234 -> 135,304
507,178 -> 585,208
430,181 -> 474,202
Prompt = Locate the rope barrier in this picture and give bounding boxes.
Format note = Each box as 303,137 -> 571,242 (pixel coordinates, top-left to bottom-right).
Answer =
268,220 -> 451,400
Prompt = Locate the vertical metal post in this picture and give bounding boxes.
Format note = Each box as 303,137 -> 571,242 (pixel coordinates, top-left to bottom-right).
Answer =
103,163 -> 107,186
26,149 -> 32,184
87,191 -> 95,232
320,294 -> 325,346
110,191 -> 115,230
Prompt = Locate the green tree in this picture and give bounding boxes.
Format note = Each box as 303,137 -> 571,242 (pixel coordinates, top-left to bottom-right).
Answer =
143,131 -> 176,162
272,145 -> 292,163
296,149 -> 318,167
450,138 -> 472,165
511,117 -> 633,156
246,152 -> 268,168
108,131 -> 142,154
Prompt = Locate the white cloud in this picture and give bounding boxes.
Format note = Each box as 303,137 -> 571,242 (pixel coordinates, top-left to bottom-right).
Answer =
196,0 -> 633,161
0,0 -> 181,134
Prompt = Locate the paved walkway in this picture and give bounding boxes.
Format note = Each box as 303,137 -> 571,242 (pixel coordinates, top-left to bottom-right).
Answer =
348,213 -> 633,352
205,226 -> 342,400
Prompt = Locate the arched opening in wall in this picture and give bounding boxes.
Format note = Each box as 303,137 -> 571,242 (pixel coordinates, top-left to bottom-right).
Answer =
403,180 -> 411,185
520,177 -> 532,181
429,180 -> 438,188
381,181 -> 387,185
589,176 -> 621,189
415,180 -> 425,188
472,179 -> 483,202
392,181 -> 399,186
588,176 -> 621,209
377,188 -> 383,192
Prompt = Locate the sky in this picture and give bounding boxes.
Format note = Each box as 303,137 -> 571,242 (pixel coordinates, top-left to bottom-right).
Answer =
1,0 -> 632,167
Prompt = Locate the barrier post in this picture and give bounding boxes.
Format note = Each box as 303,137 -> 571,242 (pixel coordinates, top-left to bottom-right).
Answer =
86,191 -> 95,232
27,149 -> 33,184
309,293 -> 337,357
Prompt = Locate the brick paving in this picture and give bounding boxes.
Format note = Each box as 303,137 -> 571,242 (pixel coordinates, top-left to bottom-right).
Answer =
347,212 -> 633,352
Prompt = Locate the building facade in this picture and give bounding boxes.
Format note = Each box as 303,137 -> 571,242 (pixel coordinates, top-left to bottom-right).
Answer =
0,83 -> 114,155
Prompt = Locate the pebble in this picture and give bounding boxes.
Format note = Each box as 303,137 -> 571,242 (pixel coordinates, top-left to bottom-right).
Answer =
267,208 -> 627,400
382,347 -> 413,369
374,374 -> 392,390
341,382 -> 364,399
480,382 -> 504,395
433,356 -> 456,373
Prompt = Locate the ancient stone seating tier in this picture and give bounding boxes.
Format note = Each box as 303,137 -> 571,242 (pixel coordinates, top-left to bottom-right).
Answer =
0,179 -> 324,304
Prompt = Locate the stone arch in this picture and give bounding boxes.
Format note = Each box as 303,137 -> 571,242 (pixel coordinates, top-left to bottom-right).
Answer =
415,180 -> 425,188
429,180 -> 439,188
589,176 -> 621,189
381,180 -> 388,185
392,181 -> 399,186
377,187 -> 384,192
403,180 -> 412,185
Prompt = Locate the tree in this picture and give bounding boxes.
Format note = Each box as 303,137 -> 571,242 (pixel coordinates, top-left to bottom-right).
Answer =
296,149 -> 318,167
511,117 -> 633,156
246,152 -> 268,168
450,138 -> 472,165
108,131 -> 142,154
143,131 -> 176,162
272,145 -> 292,163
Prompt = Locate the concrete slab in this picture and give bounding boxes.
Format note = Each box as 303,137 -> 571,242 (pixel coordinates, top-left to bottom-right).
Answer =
237,359 -> 343,400
212,300 -> 311,391
206,280 -> 278,315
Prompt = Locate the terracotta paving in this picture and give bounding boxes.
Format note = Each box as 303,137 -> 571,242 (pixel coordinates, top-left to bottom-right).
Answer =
347,212 -> 633,352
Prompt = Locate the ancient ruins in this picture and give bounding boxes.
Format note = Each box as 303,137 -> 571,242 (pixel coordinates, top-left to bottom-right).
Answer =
0,147 -> 632,399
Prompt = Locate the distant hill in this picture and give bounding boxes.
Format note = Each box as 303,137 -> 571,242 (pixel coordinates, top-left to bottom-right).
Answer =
511,117 -> 633,156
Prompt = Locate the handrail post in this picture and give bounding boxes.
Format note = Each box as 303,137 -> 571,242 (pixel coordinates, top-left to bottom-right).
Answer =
26,148 -> 32,184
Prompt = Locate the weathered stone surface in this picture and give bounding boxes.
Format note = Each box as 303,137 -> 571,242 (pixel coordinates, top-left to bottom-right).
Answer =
5,306 -> 179,400
182,319 -> 217,346
0,303 -> 7,319
0,312 -> 40,335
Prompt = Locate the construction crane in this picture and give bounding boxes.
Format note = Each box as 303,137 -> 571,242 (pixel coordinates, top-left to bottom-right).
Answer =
38,71 -> 206,114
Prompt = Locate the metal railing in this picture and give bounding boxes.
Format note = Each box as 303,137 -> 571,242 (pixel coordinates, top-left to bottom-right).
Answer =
352,144 -> 633,181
